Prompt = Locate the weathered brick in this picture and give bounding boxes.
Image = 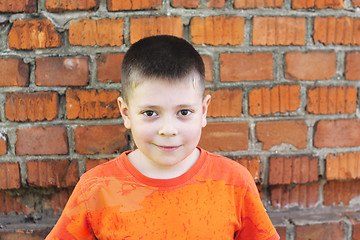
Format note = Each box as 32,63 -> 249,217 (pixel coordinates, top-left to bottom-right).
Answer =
27,160 -> 78,188
191,16 -> 244,46
307,86 -> 357,114
69,18 -> 124,47
43,188 -> 73,214
234,0 -> 283,8
8,19 -> 61,49
75,125 -> 128,154
46,0 -> 99,12
172,0 -> 225,8
353,220 -> 360,240
345,51 -> 360,80
0,190 -> 34,214
0,232 -> 46,240
66,89 -> 120,119
269,156 -> 318,185
270,182 -> 319,208
354,0 -> 360,7
292,0 -> 343,8
206,88 -> 242,117
256,120 -> 307,150
249,84 -> 300,116
130,16 -> 183,44
0,134 -> 7,156
326,152 -> 360,180
295,222 -> 345,240
233,156 -> 260,182
0,58 -> 29,87
324,179 -> 360,206
253,17 -> 306,46
314,17 -> 360,45
0,162 -> 20,189
35,56 -> 89,86
285,51 -> 336,81
97,53 -> 124,83
5,92 -> 59,122
220,52 -> 273,81
202,55 -> 213,82
198,122 -> 249,152
108,0 -> 161,10
16,126 -> 68,155
275,226 -> 287,240
0,0 -> 37,12
86,159 -> 110,171
314,119 -> 360,148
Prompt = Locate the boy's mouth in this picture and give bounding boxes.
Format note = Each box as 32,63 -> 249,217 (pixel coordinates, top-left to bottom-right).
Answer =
155,145 -> 180,152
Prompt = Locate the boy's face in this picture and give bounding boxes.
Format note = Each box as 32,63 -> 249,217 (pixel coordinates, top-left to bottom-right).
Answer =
118,78 -> 211,168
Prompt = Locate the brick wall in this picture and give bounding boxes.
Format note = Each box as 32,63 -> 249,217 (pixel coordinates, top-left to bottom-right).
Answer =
0,0 -> 360,239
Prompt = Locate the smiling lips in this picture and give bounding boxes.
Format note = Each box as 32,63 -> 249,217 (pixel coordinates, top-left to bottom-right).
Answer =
156,145 -> 180,152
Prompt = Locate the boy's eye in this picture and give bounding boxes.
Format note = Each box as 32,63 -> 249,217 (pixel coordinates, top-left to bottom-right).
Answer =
142,110 -> 157,117
178,110 -> 192,116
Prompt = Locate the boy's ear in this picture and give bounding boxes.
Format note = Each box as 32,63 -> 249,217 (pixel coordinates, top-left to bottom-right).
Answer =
117,97 -> 131,129
201,94 -> 211,128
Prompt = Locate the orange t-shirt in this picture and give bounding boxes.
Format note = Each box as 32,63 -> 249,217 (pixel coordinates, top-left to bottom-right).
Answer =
46,148 -> 279,240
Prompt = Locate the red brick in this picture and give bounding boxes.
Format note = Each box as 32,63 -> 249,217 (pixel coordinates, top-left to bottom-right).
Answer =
199,122 -> 249,152
269,156 -> 318,185
0,134 -> 7,156
345,51 -> 360,80
16,126 -> 68,155
66,89 -> 120,119
326,152 -> 360,180
5,92 -> 59,122
0,162 -> 20,189
271,182 -> 319,208
0,58 -> 29,86
206,88 -> 242,117
354,0 -> 360,7
256,120 -> 307,150
253,17 -> 306,46
130,16 -> 183,44
235,0 -> 283,8
249,84 -> 300,116
35,56 -> 89,86
27,160 -> 78,188
75,125 -> 128,154
97,53 -> 124,83
0,0 -> 37,12
314,119 -> 360,148
0,190 -> 34,215
233,156 -> 260,182
172,0 -> 225,8
285,51 -> 336,80
295,222 -> 344,240
69,18 -> 124,47
43,188 -> 73,214
0,232 -> 45,240
191,16 -> 244,46
86,159 -> 110,171
220,52 -> 273,81
292,0 -> 343,8
8,19 -> 61,49
275,226 -> 287,240
108,0 -> 161,10
314,17 -> 360,45
46,0 -> 99,12
307,86 -> 357,114
202,55 -> 213,82
324,179 -> 360,206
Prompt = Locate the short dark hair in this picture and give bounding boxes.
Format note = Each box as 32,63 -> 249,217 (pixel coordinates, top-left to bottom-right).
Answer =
121,35 -> 205,102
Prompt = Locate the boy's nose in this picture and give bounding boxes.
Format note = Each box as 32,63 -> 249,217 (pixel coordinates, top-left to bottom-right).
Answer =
158,118 -> 178,136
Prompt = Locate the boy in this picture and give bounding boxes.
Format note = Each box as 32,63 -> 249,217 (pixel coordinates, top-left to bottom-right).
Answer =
46,35 -> 279,239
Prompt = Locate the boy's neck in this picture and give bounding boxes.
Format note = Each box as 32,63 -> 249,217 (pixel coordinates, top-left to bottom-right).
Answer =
127,148 -> 200,179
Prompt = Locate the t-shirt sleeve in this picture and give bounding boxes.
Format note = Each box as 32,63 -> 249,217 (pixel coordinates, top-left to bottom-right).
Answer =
45,177 -> 96,240
234,174 -> 280,240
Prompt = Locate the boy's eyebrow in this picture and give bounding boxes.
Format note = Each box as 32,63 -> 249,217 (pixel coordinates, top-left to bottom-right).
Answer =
138,104 -> 196,109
